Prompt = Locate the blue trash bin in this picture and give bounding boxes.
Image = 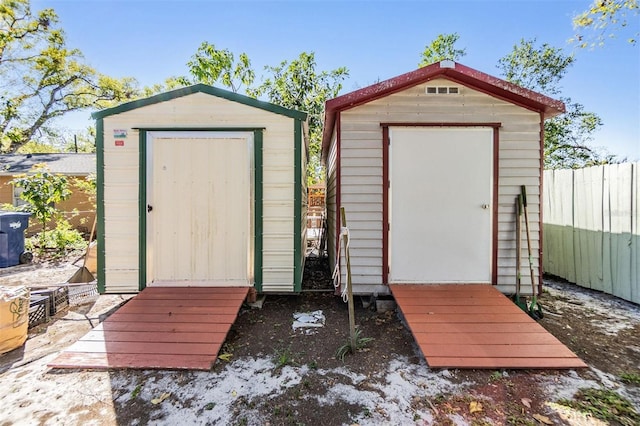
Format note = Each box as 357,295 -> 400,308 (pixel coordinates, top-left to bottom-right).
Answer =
0,211 -> 32,268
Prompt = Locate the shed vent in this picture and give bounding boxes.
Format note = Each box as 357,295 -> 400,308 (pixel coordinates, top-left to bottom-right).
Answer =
426,86 -> 460,95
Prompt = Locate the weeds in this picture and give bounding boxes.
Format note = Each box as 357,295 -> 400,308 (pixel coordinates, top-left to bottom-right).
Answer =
489,371 -> 503,382
558,388 -> 640,425
336,328 -> 374,361
506,415 -> 536,426
130,384 -> 142,400
620,371 -> 640,385
273,346 -> 296,370
25,219 -> 86,257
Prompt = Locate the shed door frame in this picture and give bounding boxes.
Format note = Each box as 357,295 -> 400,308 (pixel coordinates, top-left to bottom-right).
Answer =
137,128 -> 264,291
381,122 -> 501,285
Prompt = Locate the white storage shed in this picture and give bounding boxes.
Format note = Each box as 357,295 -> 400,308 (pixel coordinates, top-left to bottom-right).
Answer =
322,61 -> 565,296
94,85 -> 308,294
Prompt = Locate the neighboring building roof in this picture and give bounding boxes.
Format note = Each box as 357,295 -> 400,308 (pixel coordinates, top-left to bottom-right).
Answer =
0,153 -> 96,175
92,83 -> 308,121
321,61 -> 566,162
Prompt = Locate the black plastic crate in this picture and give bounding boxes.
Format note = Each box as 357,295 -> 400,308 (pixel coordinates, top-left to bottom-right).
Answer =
31,287 -> 69,316
51,286 -> 69,314
67,283 -> 99,306
28,295 -> 49,328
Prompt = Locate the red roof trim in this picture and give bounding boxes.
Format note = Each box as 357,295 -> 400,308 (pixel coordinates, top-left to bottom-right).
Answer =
321,61 -> 565,163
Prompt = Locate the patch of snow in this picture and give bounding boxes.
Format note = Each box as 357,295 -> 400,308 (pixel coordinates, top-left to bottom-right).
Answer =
310,356 -> 469,425
320,366 -> 367,385
292,310 -> 325,334
111,357 -> 310,425
540,367 -> 640,415
0,353 -> 116,426
446,413 -> 471,425
538,369 -> 601,402
544,281 -> 640,336
315,382 -> 380,406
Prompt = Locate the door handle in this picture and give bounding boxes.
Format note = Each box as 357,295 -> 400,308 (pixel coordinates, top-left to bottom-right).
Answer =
481,204 -> 490,209
147,204 -> 153,212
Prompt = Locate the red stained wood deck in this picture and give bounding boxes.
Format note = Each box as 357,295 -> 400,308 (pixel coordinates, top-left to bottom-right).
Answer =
390,284 -> 587,369
48,286 -> 249,370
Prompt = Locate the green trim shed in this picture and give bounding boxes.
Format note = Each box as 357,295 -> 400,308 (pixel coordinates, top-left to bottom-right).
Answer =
93,84 -> 308,294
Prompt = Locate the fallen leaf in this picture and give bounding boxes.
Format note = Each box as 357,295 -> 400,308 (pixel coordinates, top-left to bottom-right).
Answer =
469,401 -> 483,414
218,353 -> 233,362
150,392 -> 170,405
231,390 -> 237,397
533,414 -> 553,425
521,398 -> 532,408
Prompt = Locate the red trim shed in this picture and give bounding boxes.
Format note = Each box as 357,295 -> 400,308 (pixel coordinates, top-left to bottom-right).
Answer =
322,61 -> 564,295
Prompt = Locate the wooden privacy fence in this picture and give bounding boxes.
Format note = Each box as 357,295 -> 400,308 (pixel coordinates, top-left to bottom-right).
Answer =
543,163 -> 639,304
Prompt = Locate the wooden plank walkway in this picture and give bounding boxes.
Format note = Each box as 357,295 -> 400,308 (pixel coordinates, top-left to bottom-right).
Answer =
390,284 -> 587,369
49,286 -> 249,370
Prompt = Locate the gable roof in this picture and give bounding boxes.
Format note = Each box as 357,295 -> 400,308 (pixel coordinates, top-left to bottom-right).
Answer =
0,153 -> 95,175
321,61 -> 565,161
92,84 -> 308,121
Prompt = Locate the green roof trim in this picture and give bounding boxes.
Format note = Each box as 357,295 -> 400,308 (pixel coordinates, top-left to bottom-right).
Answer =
91,84 -> 308,121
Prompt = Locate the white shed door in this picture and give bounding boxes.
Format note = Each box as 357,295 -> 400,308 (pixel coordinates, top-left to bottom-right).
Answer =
147,132 -> 253,286
389,127 -> 493,283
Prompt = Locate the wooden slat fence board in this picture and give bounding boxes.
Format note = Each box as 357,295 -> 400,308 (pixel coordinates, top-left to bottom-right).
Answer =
543,163 -> 638,304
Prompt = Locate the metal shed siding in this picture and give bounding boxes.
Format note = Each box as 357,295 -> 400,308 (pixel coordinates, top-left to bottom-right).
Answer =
297,120 -> 307,291
337,79 -> 542,295
325,129 -> 338,281
100,91 -> 302,293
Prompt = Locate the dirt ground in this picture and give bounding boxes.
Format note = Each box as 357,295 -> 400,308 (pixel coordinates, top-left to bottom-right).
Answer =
1,255 -> 639,425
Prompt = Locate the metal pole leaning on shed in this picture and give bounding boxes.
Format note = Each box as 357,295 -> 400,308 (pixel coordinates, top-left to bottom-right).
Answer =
340,207 -> 357,350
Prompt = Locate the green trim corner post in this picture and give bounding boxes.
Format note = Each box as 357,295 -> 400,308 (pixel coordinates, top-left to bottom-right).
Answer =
95,118 -> 106,293
293,119 -> 304,292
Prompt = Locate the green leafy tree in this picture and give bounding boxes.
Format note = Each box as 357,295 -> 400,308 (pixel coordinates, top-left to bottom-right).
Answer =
497,39 -> 574,96
13,164 -> 71,249
145,45 -> 348,183
16,140 -> 60,154
419,33 -> 467,66
0,0 -> 138,153
141,76 -> 190,97
186,41 -> 255,93
497,38 -> 606,168
73,173 -> 96,207
139,43 -> 255,96
573,0 -> 639,46
543,100 -> 605,168
61,127 -> 95,153
249,52 -> 348,183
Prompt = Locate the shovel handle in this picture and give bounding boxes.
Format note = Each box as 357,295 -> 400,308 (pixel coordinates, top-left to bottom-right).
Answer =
520,185 -> 536,295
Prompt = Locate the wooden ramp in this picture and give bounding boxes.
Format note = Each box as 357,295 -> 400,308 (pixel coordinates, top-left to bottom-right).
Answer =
49,286 -> 249,370
390,284 -> 587,369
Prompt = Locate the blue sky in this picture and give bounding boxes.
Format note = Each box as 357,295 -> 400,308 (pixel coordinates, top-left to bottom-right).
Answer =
34,0 -> 639,160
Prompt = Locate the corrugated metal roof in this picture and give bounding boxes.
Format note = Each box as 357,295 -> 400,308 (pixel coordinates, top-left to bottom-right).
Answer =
92,84 -> 308,121
321,61 -> 566,163
0,153 -> 96,175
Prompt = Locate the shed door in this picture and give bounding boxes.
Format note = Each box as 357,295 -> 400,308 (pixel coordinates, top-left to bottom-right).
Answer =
146,131 -> 253,287
389,127 -> 493,283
